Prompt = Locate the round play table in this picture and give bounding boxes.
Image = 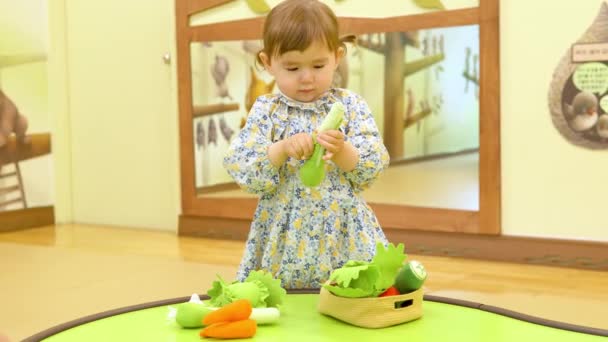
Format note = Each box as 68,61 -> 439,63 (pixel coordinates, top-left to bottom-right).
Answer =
23,290 -> 607,341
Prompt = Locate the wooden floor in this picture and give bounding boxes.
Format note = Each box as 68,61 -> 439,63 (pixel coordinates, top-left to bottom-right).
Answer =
1,224 -> 607,341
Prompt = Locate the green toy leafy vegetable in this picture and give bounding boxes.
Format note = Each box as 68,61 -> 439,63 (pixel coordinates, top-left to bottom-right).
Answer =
245,270 -> 287,307
207,270 -> 286,308
324,261 -> 380,297
323,242 -> 407,298
371,242 -> 407,291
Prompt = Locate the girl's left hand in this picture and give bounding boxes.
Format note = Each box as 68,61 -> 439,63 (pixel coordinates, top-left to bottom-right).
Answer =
316,129 -> 344,160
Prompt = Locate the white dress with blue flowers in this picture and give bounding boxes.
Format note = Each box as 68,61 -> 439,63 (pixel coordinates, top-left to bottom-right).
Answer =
223,88 -> 390,289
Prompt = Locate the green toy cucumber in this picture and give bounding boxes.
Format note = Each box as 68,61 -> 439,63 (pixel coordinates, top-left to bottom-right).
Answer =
394,260 -> 427,294
299,102 -> 345,187
175,302 -> 214,328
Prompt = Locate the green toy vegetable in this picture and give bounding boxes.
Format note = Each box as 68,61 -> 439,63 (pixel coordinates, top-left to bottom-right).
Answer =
175,302 -> 213,328
324,261 -> 381,298
207,270 -> 287,308
394,260 -> 427,293
299,102 -> 345,187
323,242 -> 407,298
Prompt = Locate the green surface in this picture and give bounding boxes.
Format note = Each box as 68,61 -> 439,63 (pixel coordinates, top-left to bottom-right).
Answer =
44,294 -> 604,342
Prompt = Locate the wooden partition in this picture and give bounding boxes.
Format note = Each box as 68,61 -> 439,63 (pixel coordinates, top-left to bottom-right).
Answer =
175,0 -> 501,236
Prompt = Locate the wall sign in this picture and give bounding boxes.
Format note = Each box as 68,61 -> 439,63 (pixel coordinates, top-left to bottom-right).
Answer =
549,2 -> 608,149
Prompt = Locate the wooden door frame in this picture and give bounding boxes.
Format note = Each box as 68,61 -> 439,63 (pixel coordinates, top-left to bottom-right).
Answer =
175,0 -> 500,235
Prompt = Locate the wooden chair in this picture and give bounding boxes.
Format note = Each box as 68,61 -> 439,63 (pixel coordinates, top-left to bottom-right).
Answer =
0,161 -> 27,211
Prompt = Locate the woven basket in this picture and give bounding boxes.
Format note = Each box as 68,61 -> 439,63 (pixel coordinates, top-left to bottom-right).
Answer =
317,287 -> 424,328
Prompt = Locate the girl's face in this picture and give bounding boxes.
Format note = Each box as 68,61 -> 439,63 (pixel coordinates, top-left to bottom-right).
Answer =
260,40 -> 344,103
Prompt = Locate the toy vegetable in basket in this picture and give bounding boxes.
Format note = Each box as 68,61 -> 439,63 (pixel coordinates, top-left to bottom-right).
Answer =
318,242 -> 427,328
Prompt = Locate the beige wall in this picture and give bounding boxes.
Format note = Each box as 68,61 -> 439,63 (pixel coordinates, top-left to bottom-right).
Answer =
47,0 -> 608,242
501,0 -> 608,241
0,0 -> 48,54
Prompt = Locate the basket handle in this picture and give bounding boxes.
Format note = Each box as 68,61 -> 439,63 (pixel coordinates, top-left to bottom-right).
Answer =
393,298 -> 414,309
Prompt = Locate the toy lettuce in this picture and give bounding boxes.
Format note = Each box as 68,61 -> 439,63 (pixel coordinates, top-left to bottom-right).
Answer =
207,270 -> 287,308
323,242 -> 407,298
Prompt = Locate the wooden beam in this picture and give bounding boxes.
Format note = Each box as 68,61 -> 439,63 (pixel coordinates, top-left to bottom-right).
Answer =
191,17 -> 265,42
0,206 -> 54,232
372,204 -> 478,233
478,0 -> 501,235
179,215 -> 608,271
196,182 -> 240,195
186,0 -> 232,16
189,8 -> 480,42
176,0 -> 197,214
183,197 -> 257,220
193,103 -> 239,117
0,133 -> 51,165
182,196 -> 481,234
340,8 -> 479,35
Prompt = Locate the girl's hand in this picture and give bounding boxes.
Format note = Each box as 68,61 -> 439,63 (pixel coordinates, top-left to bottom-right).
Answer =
316,129 -> 345,160
283,132 -> 314,160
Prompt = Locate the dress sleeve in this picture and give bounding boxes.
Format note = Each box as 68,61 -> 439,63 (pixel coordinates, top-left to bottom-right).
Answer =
343,94 -> 390,192
223,98 -> 280,195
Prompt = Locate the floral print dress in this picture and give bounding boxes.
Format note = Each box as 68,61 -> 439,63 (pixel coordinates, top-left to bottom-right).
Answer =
223,88 -> 390,289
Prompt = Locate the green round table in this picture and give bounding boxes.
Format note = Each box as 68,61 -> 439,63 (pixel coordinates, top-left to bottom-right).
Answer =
23,291 -> 607,341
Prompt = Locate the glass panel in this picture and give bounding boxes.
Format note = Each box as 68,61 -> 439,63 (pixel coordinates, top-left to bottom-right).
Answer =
190,25 -> 479,210
190,40 -> 274,194
354,25 -> 480,210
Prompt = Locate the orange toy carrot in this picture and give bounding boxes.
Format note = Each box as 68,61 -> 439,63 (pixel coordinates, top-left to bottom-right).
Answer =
202,299 -> 252,325
200,319 -> 257,339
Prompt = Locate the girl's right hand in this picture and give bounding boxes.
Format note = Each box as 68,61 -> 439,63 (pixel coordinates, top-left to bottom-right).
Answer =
282,132 -> 314,160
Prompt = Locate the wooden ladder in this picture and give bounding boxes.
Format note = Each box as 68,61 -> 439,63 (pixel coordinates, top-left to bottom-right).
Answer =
0,162 -> 27,211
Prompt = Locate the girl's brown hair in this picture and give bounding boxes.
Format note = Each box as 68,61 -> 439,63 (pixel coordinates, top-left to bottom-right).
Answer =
256,0 -> 355,65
